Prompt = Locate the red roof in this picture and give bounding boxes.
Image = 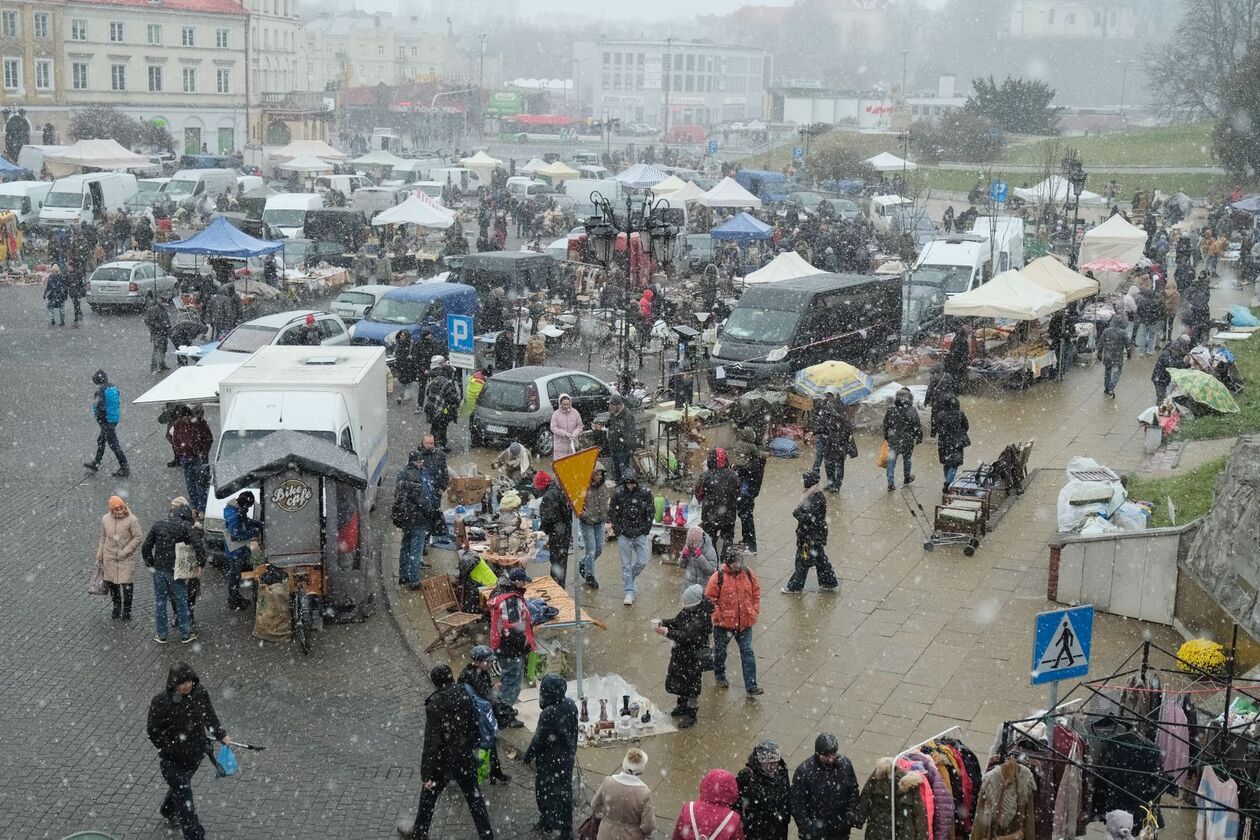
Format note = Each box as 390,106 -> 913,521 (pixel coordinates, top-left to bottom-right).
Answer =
74,0 -> 248,16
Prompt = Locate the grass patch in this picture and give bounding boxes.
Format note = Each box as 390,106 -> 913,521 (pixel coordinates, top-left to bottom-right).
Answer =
1175,323 -> 1260,441
1126,456 -> 1226,527
742,129 -> 907,172
1001,124 -> 1216,167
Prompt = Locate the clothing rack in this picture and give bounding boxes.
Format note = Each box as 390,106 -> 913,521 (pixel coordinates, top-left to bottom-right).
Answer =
890,725 -> 962,837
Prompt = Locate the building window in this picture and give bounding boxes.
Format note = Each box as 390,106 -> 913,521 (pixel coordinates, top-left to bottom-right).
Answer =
111,63 -> 126,91
148,24 -> 162,45
148,65 -> 162,91
110,21 -> 124,42
181,26 -> 195,46
33,13 -> 49,38
1,12 -> 17,38
71,19 -> 87,41
216,28 -> 229,48
601,51 -> 609,67
35,58 -> 51,89
3,58 -> 19,90
182,67 -> 196,92
72,62 -> 88,89
216,68 -> 230,93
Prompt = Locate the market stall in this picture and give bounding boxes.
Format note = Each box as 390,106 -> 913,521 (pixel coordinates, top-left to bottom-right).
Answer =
742,250 -> 824,285
698,177 -> 762,209
1077,215 -> 1147,293
42,138 -> 150,177
944,268 -> 1067,386
612,163 -> 668,190
864,152 -> 918,172
270,139 -> 347,162
459,150 -> 503,185
154,216 -> 286,300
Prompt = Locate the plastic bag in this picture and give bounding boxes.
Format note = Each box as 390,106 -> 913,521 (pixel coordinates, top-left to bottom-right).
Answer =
877,440 -> 890,468
475,748 -> 490,785
88,558 -> 106,595
215,743 -> 239,777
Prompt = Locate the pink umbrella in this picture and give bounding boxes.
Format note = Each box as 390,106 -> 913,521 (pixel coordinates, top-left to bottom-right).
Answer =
1080,257 -> 1133,273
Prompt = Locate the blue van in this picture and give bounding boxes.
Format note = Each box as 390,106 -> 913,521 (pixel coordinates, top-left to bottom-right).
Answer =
348,282 -> 478,353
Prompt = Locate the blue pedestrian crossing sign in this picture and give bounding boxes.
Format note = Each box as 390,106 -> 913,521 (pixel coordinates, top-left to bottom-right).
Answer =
793,146 -> 805,161
1031,605 -> 1093,685
708,140 -> 719,156
989,181 -> 1009,204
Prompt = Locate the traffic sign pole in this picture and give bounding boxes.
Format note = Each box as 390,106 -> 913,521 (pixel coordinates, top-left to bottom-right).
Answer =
447,314 -> 476,453
1031,605 -> 1093,724
552,447 -> 600,700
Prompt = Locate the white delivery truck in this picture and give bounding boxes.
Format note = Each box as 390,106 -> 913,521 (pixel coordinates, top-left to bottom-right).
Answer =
970,215 -> 1025,273
263,192 -> 324,238
912,233 -> 992,297
39,172 -> 139,226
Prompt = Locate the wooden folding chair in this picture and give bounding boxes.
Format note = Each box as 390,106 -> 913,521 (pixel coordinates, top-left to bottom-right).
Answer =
420,574 -> 483,653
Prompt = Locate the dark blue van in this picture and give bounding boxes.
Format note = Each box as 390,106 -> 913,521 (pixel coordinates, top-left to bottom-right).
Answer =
348,282 -> 478,352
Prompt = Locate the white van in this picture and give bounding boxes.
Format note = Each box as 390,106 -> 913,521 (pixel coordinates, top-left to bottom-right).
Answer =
314,173 -> 373,196
383,158 -> 444,187
0,181 -> 52,227
870,194 -> 913,234
506,176 -> 552,198
560,178 -> 623,217
163,169 -> 238,210
970,216 -> 1025,273
236,174 -> 264,194
17,144 -> 64,175
262,192 -> 325,238
575,164 -> 612,180
412,181 -> 443,201
352,186 -> 409,219
429,167 -> 483,196
39,172 -> 139,227
912,233 -> 992,297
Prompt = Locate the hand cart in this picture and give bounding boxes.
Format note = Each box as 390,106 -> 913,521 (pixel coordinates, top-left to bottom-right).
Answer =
901,486 -> 981,556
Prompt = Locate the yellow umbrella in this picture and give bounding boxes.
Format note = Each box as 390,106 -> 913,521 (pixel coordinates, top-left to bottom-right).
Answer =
793,360 -> 874,404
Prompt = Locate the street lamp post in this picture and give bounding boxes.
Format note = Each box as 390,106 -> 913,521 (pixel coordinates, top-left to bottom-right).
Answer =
1065,154 -> 1087,269
583,190 -> 678,395
1118,60 -> 1134,122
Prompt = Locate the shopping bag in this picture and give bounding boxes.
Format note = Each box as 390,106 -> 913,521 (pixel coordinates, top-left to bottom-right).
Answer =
88,559 -> 106,595
214,743 -> 239,777
877,440 -> 890,469
577,815 -> 602,840
475,748 -> 490,785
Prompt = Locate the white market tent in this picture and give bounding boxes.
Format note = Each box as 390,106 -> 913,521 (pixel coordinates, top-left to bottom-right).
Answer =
519,158 -> 548,175
865,152 -> 917,172
1020,256 -> 1099,303
650,174 -> 689,195
351,149 -> 407,168
276,154 -> 335,173
664,181 -> 708,204
371,194 -> 454,229
44,139 -> 151,177
613,163 -> 668,189
536,160 -> 578,182
743,251 -> 826,285
271,139 -> 346,161
944,269 -> 1066,320
1012,176 -> 1104,206
699,176 -> 762,209
1077,215 -> 1147,293
459,150 -> 503,183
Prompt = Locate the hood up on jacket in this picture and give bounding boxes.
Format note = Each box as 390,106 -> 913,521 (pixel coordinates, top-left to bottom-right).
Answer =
870,757 -> 926,793
699,768 -> 740,807
166,661 -> 199,692
538,672 -> 568,708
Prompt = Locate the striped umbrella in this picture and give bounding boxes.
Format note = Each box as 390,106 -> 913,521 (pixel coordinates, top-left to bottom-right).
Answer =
793,360 -> 875,404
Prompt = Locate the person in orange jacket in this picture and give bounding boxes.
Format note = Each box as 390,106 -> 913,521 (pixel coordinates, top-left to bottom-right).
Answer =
704,546 -> 763,697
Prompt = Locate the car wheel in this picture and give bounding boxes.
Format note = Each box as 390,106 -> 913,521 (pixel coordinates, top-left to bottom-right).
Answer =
534,426 -> 554,456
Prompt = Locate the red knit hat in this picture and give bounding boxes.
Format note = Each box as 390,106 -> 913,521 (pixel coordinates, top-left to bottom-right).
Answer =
714,447 -> 727,468
532,471 -> 552,490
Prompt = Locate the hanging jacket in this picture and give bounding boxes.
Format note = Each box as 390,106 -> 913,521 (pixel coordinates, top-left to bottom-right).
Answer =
907,749 -> 955,840
972,758 -> 1037,840
736,756 -> 792,840
1088,722 -> 1165,826
856,758 -> 930,840
672,769 -> 745,840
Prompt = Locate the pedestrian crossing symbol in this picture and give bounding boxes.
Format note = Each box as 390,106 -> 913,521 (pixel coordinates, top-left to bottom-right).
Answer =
1031,605 -> 1093,685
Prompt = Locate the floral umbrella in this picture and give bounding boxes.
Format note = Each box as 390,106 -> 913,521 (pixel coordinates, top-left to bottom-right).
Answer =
1080,257 -> 1133,273
1168,368 -> 1240,414
793,360 -> 874,404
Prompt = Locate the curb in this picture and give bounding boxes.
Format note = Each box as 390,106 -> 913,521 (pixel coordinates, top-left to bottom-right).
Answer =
379,526 -> 439,676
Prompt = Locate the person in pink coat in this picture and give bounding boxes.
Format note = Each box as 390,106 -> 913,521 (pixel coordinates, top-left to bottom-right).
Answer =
673,769 -> 745,840
549,393 -> 585,459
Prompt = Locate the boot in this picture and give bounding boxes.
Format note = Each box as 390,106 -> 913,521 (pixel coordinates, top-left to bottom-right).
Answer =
121,584 -> 133,621
677,710 -> 697,729
109,585 -> 121,620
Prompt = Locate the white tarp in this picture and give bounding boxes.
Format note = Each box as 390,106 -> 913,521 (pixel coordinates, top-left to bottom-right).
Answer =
865,152 -> 917,172
649,174 -> 689,195
1012,176 -> 1104,205
351,149 -> 406,167
133,363 -> 240,405
276,154 -> 334,173
271,139 -> 346,161
662,181 -> 707,204
743,251 -> 825,285
1077,215 -> 1147,292
519,158 -> 548,175
459,150 -> 503,183
1020,256 -> 1099,303
944,269 -> 1066,320
699,176 -> 762,208
371,194 -> 454,228
44,139 -> 151,177
613,163 -> 668,189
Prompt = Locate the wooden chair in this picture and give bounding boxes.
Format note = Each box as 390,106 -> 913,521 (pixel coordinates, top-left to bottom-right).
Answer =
420,574 -> 483,653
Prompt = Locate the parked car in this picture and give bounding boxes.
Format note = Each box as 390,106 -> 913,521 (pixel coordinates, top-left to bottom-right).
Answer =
626,123 -> 660,137
331,284 -> 395,323
86,260 -> 178,311
782,191 -> 858,221
180,310 -> 350,366
471,366 -> 614,454
891,207 -> 939,251
123,190 -> 177,220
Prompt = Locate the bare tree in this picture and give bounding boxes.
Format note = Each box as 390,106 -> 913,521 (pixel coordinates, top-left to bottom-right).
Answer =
1149,0 -> 1260,119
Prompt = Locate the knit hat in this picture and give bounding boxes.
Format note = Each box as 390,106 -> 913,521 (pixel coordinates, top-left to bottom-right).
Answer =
532,471 -> 552,491
470,645 -> 495,663
431,355 -> 445,368
685,525 -> 704,549
622,748 -> 649,775
499,491 -> 522,511
814,733 -> 839,756
752,740 -> 781,763
621,468 -> 637,484
681,583 -> 704,607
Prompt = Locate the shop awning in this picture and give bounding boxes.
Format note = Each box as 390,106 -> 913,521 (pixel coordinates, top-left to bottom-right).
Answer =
1020,255 -> 1099,303
44,139 -> 151,177
132,363 -> 241,405
944,269 -> 1066,320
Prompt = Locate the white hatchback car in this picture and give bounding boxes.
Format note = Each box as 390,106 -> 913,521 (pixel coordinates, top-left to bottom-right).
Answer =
330,285 -> 395,323
86,260 -> 178,311
179,310 -> 350,366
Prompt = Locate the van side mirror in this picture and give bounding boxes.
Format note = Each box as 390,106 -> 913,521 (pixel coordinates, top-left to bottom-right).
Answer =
363,305 -> 373,318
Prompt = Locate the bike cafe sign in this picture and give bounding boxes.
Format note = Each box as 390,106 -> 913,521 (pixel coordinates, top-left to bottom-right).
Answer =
270,478 -> 314,513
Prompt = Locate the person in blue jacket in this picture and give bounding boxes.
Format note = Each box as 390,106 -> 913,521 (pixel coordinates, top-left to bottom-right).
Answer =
84,369 -> 130,477
222,491 -> 261,609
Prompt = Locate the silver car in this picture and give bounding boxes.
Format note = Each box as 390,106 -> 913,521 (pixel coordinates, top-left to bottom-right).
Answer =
331,284 -> 395,323
86,261 -> 178,311
471,366 -> 614,455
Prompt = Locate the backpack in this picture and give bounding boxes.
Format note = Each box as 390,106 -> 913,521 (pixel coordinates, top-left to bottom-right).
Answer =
463,683 -> 498,750
688,802 -> 735,840
415,465 -> 440,511
103,385 -> 121,424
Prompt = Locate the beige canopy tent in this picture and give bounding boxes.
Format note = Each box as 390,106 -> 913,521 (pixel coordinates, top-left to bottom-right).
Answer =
699,176 -> 762,209
1077,215 -> 1147,293
44,139 -> 151,177
650,174 -> 689,195
944,269 -> 1066,320
536,160 -> 578,182
351,149 -> 406,168
865,152 -> 917,172
743,251 -> 825,285
271,139 -> 346,161
1020,256 -> 1099,303
663,181 -> 708,204
459,150 -> 503,183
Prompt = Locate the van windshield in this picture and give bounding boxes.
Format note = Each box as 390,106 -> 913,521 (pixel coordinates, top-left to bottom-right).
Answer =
370,298 -> 429,325
217,428 -> 336,461
217,324 -> 279,353
165,179 -> 197,197
914,265 -> 974,295
0,194 -> 26,211
263,208 -> 307,228
721,307 -> 800,345
45,190 -> 85,208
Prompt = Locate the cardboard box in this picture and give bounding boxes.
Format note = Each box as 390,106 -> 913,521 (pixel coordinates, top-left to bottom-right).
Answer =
448,475 -> 491,505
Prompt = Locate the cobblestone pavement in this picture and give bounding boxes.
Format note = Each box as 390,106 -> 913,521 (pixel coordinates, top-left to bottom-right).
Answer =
0,284 -> 539,839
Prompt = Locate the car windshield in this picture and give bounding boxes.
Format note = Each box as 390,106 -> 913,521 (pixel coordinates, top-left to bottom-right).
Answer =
164,179 -> 197,196
478,380 -> 531,411
794,193 -> 824,208
336,291 -> 375,306
833,200 -> 858,212
0,195 -> 24,211
721,307 -> 800,345
369,298 -> 429,325
216,428 -> 336,461
914,265 -> 975,295
216,324 -> 279,353
263,209 -> 307,227
91,267 -> 132,283
126,194 -> 163,208
44,190 -> 85,208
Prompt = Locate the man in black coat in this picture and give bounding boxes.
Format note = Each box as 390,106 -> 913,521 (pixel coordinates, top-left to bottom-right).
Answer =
882,388 -> 922,492
782,471 -> 838,594
522,672 -> 578,840
397,664 -> 495,840
146,662 -> 230,840
656,583 -> 713,728
813,393 -> 854,492
458,645 -> 511,784
142,500 -> 207,643
421,357 -> 461,451
608,469 -> 654,606
791,733 -> 861,840
535,471 -> 572,586
144,293 -> 173,373
728,427 -> 765,550
693,447 -> 740,553
602,394 -> 637,484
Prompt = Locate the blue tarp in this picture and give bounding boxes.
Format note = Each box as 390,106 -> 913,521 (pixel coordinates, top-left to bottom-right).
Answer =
710,212 -> 773,243
155,216 -> 284,257
0,157 -> 23,173
1232,195 -> 1260,213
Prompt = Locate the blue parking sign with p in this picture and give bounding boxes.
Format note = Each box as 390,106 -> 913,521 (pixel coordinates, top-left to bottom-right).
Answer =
447,314 -> 474,355
793,146 -> 805,161
707,140 -> 719,155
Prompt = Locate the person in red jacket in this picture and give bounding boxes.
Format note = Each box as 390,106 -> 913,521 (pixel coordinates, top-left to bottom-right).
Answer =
704,546 -> 763,697
672,768 -> 745,840
171,405 -> 214,515
487,568 -> 535,718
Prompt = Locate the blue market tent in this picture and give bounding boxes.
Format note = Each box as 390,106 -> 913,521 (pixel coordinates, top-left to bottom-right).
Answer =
710,212 -> 773,243
0,156 -> 30,180
155,216 -> 284,257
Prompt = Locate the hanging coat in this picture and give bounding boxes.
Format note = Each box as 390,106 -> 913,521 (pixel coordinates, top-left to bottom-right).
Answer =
856,759 -> 929,840
972,759 -> 1037,840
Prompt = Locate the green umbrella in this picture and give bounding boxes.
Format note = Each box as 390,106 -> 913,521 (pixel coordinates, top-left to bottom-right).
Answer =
1169,368 -> 1240,414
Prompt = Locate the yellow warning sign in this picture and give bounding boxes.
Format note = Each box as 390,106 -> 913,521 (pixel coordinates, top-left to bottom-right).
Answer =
552,447 -> 601,516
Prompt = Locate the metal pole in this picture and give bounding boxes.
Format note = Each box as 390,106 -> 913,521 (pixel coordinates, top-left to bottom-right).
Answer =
572,537 -> 584,699
662,38 -> 672,155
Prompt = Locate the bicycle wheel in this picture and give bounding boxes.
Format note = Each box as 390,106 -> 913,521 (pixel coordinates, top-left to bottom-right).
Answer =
293,593 -> 313,655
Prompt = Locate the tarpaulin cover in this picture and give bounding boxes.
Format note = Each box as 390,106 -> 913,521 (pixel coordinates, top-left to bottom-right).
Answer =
155,216 -> 284,257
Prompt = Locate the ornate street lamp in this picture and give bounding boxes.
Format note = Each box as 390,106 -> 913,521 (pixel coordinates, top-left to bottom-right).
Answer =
1062,152 -> 1087,269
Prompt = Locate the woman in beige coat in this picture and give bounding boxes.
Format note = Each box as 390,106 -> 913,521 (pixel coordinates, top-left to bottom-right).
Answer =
590,748 -> 656,840
97,495 -> 142,620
